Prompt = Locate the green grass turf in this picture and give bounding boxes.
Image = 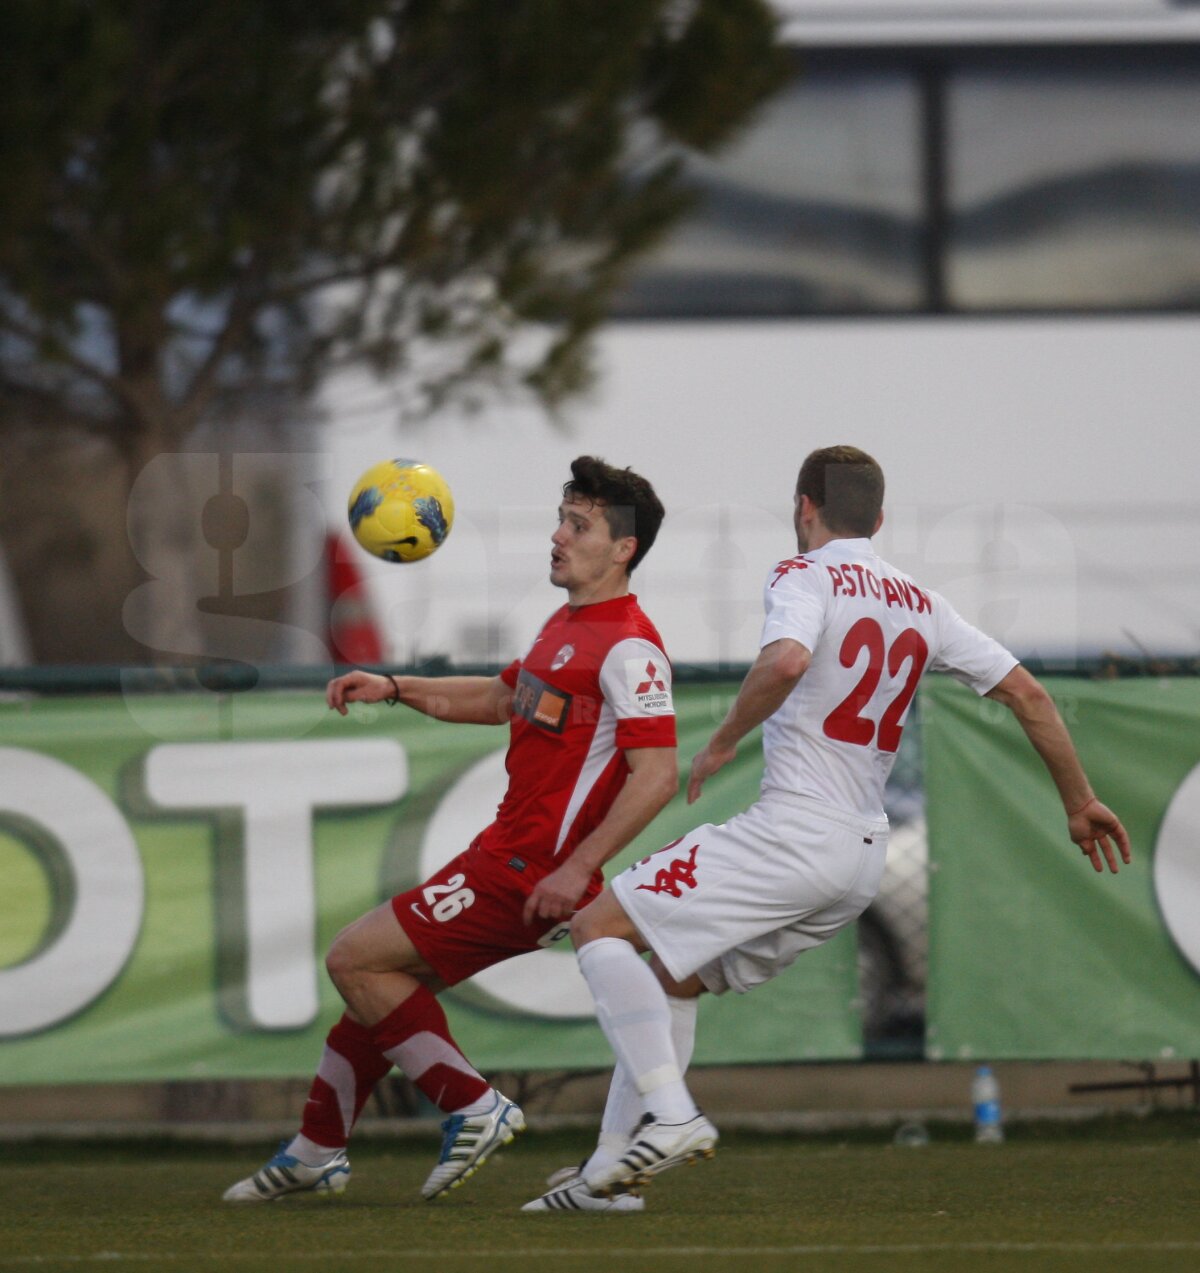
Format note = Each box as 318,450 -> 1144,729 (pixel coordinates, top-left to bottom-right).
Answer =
3,1116 -> 1200,1273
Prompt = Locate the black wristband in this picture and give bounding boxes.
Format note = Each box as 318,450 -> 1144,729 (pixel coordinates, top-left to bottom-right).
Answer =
385,673 -> 402,706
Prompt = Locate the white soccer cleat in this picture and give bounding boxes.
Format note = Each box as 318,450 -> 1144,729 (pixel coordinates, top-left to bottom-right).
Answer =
522,1174 -> 645,1212
222,1145 -> 350,1202
546,1163 -> 584,1190
421,1091 -> 526,1200
584,1112 -> 718,1195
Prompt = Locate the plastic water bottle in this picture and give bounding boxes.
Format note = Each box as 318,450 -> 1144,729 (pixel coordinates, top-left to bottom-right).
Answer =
972,1064 -> 1004,1143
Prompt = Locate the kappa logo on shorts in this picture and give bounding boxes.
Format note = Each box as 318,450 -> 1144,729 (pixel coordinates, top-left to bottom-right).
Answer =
635,842 -> 701,898
624,657 -> 672,714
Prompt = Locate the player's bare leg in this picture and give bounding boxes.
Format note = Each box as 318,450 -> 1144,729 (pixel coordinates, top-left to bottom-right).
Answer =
323,901 -> 442,1023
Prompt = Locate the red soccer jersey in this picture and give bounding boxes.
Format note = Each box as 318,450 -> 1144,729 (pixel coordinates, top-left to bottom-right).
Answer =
485,593 -> 676,885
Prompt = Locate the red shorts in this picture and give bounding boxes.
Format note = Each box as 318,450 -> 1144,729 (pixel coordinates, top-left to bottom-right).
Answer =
391,845 -> 600,987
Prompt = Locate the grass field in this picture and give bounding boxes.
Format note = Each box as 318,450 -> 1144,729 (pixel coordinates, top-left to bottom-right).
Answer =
4,1115 -> 1200,1273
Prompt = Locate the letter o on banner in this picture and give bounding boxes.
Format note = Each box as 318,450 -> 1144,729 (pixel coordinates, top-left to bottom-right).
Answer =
418,749 -> 593,1019
0,750 -> 144,1037
1154,761 -> 1200,978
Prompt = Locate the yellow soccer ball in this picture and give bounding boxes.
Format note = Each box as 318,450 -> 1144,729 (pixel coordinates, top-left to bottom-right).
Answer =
347,458 -> 455,563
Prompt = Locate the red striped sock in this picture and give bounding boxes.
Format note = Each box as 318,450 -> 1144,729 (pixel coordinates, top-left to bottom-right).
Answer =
370,986 -> 490,1113
298,1014 -> 393,1149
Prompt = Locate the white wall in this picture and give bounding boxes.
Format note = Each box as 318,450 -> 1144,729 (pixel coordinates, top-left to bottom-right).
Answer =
318,316 -> 1200,667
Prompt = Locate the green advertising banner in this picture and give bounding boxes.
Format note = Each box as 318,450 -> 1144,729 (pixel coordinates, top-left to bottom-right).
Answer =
924,674 -> 1200,1060
0,683 -> 860,1085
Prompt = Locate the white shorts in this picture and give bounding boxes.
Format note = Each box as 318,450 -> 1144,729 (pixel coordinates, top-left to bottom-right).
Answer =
612,791 -> 889,995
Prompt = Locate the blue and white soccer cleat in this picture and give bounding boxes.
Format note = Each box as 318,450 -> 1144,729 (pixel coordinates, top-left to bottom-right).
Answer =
584,1112 -> 717,1195
421,1090 -> 526,1200
222,1144 -> 350,1202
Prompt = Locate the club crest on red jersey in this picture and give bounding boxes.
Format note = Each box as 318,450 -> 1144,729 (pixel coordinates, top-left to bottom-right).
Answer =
635,842 -> 701,898
551,643 -> 575,671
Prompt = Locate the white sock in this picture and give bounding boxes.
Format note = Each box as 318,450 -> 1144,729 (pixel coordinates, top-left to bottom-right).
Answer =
668,993 -> 699,1075
285,1133 -> 343,1167
598,1064 -> 640,1141
584,1129 -> 630,1177
595,994 -> 699,1145
577,938 -> 697,1125
453,1086 -> 498,1118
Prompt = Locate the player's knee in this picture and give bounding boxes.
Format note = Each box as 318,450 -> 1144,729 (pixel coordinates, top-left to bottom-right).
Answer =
571,889 -> 642,950
570,898 -> 617,948
569,905 -> 597,948
324,933 -> 361,993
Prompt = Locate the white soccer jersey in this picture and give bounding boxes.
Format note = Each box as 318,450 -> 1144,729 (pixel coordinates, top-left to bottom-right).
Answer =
758,537 -> 1017,818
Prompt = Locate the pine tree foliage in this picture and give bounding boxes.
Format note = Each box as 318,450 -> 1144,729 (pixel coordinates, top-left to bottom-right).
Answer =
0,0 -> 785,450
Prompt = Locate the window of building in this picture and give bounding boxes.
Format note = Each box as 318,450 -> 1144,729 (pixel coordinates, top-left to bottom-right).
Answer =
614,48 -> 1200,317
613,67 -> 925,317
946,62 -> 1200,309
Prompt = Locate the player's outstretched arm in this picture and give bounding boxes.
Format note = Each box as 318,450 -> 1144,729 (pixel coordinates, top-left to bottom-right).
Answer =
326,670 -> 513,724
522,746 -> 678,925
687,638 -> 811,803
326,669 -> 394,714
985,666 -> 1131,874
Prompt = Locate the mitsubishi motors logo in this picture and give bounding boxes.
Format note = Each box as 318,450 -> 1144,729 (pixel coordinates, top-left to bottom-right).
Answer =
624,654 -> 672,714
635,661 -> 665,695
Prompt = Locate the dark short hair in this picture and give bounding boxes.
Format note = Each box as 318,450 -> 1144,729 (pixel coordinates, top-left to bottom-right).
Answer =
562,456 -> 665,573
796,446 -> 885,537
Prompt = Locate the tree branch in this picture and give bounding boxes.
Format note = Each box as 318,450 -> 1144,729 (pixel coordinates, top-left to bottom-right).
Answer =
0,311 -> 127,410
0,374 -> 125,444
174,277 -> 263,428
